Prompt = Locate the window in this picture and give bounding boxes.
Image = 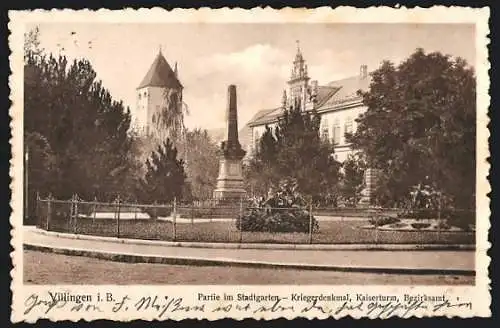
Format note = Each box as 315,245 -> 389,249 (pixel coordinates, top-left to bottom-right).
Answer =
332,118 -> 341,145
321,118 -> 329,141
138,93 -> 141,100
345,116 -> 353,135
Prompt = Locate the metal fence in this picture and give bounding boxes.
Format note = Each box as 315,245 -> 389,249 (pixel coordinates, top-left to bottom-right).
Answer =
34,194 -> 475,245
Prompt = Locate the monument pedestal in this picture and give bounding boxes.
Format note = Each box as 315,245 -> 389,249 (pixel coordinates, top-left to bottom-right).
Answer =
213,158 -> 246,200
359,168 -> 378,206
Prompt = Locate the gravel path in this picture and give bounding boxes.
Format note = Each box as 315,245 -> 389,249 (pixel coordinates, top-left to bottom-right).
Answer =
24,251 -> 474,285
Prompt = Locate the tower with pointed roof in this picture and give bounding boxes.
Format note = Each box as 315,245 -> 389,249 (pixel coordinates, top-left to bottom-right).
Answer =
133,49 -> 183,137
287,41 -> 310,111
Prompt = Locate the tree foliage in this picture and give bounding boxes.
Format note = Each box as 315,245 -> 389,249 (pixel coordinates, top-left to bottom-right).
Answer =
246,102 -> 341,201
176,129 -> 219,200
24,26 -> 43,60
24,28 -> 135,201
339,154 -> 366,207
150,88 -> 189,143
138,138 -> 186,204
244,125 -> 278,196
347,48 -> 476,208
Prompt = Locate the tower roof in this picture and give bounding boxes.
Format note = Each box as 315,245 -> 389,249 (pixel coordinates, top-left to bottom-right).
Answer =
294,40 -> 304,63
137,51 -> 183,89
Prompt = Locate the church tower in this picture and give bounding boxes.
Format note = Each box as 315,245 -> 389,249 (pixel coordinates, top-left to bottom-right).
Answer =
134,48 -> 183,138
287,41 -> 310,111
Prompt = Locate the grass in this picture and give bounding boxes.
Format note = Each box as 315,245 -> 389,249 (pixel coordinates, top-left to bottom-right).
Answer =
46,217 -> 475,245
24,250 -> 474,285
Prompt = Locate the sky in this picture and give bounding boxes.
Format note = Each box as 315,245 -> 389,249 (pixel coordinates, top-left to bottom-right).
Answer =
31,23 -> 476,130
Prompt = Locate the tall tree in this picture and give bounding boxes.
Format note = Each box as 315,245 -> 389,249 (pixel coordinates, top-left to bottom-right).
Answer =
24,34 -> 134,200
156,88 -> 189,144
176,128 -> 219,200
139,138 -> 186,203
339,154 -> 366,207
275,104 -> 341,201
347,48 -> 475,208
246,102 -> 341,201
24,26 -> 43,60
244,125 -> 279,196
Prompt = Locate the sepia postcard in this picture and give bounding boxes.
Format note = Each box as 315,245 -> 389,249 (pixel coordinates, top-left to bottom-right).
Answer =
9,6 -> 490,322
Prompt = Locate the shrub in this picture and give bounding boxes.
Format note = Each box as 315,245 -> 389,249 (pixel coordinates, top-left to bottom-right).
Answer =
235,178 -> 318,233
411,223 -> 431,230
369,216 -> 400,227
236,207 -> 318,233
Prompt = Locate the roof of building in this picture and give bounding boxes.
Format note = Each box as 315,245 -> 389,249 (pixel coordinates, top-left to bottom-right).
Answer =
315,85 -> 341,108
248,73 -> 372,127
317,74 -> 371,110
247,107 -> 284,127
137,51 -> 183,90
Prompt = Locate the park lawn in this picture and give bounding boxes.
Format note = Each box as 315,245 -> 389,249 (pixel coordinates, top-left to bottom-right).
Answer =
47,217 -> 475,244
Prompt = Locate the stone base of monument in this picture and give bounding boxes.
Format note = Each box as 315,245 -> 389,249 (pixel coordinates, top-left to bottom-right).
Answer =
357,168 -> 379,207
213,158 -> 246,203
213,183 -> 246,204
213,189 -> 246,201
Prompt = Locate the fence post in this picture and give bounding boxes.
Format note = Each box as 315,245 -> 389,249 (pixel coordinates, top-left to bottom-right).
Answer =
116,195 -> 121,238
308,202 -> 313,244
239,196 -> 243,243
35,191 -> 40,226
46,194 -> 52,231
172,197 -> 177,241
437,192 -> 442,243
153,201 -> 158,219
68,194 -> 74,233
134,200 -> 138,220
92,196 -> 97,224
191,202 -> 194,226
74,194 -> 79,234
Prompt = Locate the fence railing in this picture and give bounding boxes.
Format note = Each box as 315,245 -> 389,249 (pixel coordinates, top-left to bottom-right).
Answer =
34,194 -> 475,245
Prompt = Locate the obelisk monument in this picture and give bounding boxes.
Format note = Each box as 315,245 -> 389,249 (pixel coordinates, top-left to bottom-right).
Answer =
213,85 -> 246,200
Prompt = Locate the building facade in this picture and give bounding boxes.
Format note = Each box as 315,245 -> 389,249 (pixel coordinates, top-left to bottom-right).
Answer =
247,45 -> 377,203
